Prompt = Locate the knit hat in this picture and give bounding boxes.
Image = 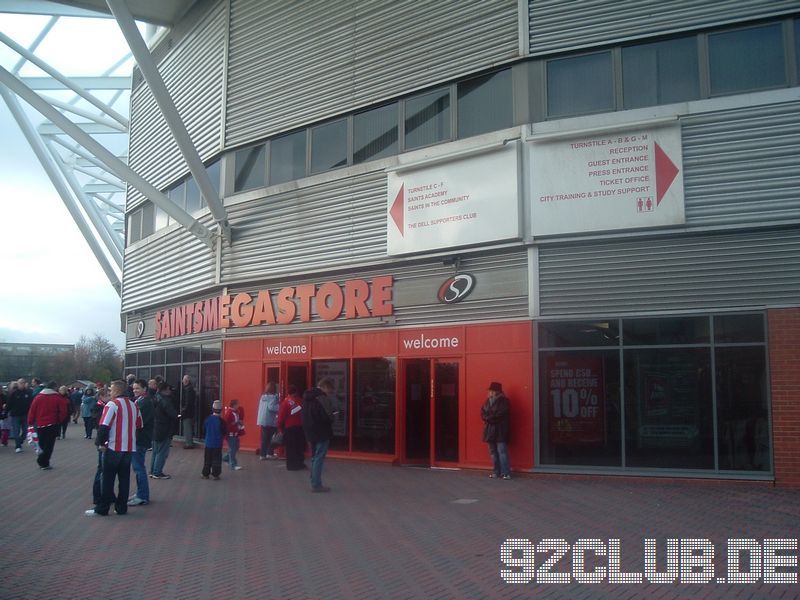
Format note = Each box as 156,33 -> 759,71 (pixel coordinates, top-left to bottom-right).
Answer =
212,400 -> 222,412
488,382 -> 503,392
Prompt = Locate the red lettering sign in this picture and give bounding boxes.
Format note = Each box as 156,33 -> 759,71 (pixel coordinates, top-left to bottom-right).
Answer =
153,277 -> 394,340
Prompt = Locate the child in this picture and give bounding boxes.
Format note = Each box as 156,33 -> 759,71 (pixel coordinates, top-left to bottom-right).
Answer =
202,400 -> 227,480
0,401 -> 10,446
222,399 -> 245,471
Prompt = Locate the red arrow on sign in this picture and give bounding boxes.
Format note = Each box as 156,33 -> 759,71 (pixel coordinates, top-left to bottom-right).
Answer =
654,142 -> 679,206
390,183 -> 405,236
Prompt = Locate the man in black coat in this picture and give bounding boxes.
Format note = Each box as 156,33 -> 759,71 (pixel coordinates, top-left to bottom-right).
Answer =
303,378 -> 335,493
179,375 -> 197,449
481,381 -> 511,480
8,379 -> 33,453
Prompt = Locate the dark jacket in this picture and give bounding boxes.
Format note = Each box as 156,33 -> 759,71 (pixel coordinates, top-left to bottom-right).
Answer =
481,393 -> 510,443
135,394 -> 155,448
180,383 -> 196,419
8,388 -> 33,417
302,387 -> 332,445
152,392 -> 178,442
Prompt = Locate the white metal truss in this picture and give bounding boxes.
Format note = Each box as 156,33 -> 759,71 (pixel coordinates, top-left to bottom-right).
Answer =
0,2 -> 223,297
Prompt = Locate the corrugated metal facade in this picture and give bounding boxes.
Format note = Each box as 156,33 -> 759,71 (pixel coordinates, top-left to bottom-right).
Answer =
126,0 -> 226,209
682,101 -> 800,226
224,0 -> 519,147
121,213 -> 217,313
221,172 -> 387,284
538,227 -> 800,316
528,0 -> 800,55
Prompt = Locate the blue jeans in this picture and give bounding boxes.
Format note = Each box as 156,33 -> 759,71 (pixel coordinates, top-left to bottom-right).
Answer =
227,436 -> 240,469
488,441 -> 510,476
131,445 -> 150,501
150,439 -> 171,476
310,439 -> 330,489
11,415 -> 26,449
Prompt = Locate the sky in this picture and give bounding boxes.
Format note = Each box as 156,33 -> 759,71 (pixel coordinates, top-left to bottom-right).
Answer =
0,12 -> 143,349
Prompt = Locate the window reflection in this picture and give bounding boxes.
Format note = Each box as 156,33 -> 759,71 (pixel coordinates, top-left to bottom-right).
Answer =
457,69 -> 512,138
353,358 -> 396,454
354,104 -> 397,163
709,23 -> 785,95
405,88 -> 450,150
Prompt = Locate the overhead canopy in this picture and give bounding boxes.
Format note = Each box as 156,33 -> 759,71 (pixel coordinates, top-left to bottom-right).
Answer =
45,0 -> 197,26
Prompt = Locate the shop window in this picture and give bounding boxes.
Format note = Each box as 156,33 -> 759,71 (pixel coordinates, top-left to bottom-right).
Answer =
200,362 -> 221,424
623,316 -> 709,345
234,144 -> 266,192
201,343 -> 221,363
165,365 -> 181,393
353,358 -> 396,454
313,360 -> 349,451
269,130 -> 306,185
539,350 -> 622,467
709,23 -> 785,95
457,69 -> 512,138
136,367 -> 151,380
136,351 -> 150,366
166,347 -> 182,364
405,88 -> 450,150
622,36 -> 700,109
714,314 -> 765,343
183,345 -> 201,363
125,352 -> 137,367
538,320 -> 620,348
185,177 -> 201,213
310,118 -> 348,174
624,348 -> 714,470
149,349 -> 166,366
715,347 -> 769,471
353,103 -> 398,164
127,210 -> 142,245
547,52 -> 614,118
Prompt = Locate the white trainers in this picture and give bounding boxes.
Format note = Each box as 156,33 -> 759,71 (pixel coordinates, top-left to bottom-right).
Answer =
233,466 -> 243,471
15,448 -> 22,453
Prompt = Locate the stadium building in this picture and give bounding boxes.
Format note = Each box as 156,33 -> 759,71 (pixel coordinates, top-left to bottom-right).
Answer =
48,1 -> 800,483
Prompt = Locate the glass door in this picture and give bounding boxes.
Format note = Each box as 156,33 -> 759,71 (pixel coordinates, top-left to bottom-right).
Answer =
404,359 -> 431,464
433,360 -> 460,464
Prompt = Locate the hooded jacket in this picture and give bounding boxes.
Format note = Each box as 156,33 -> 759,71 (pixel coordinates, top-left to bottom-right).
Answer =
28,388 -> 68,428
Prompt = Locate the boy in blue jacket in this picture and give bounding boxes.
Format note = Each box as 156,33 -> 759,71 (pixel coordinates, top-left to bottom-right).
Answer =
202,400 -> 227,480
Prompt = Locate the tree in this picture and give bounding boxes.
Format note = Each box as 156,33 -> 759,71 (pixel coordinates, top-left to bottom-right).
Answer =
73,334 -> 123,383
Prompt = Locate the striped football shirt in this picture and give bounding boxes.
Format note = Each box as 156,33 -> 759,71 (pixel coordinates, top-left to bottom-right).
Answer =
99,396 -> 142,452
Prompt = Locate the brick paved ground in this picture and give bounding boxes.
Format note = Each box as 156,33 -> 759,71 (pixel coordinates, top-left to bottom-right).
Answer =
1,431 -> 799,599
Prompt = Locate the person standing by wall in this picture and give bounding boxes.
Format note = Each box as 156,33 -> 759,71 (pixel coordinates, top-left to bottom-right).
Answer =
179,375 -> 197,449
150,382 -> 177,479
303,378 -> 335,493
128,379 -> 153,507
27,381 -> 67,470
257,382 -> 280,460
481,381 -> 512,480
277,384 -> 305,471
85,380 -> 142,516
80,387 -> 97,439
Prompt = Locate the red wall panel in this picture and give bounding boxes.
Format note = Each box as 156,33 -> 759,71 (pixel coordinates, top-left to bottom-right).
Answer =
466,321 -> 531,354
312,333 -> 351,357
353,330 -> 397,357
224,339 -> 262,361
464,351 -> 534,470
222,360 -> 263,451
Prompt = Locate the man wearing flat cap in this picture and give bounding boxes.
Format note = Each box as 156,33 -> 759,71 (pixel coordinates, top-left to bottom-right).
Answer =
481,381 -> 511,479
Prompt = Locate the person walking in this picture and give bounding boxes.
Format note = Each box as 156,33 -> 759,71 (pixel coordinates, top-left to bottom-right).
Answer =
27,381 -> 68,470
277,385 -> 305,471
150,382 -> 177,479
257,382 -> 280,460
481,381 -> 512,480
80,387 -> 97,439
201,400 -> 227,480
8,379 -> 33,453
85,380 -> 142,516
128,379 -> 154,507
57,386 -> 71,439
179,375 -> 197,449
222,399 -> 245,471
302,378 -> 335,492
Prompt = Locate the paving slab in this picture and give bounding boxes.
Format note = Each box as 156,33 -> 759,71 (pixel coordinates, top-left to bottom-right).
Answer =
1,431 -> 799,599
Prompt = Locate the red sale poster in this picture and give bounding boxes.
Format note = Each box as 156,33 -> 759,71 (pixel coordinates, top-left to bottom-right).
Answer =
544,355 -> 605,445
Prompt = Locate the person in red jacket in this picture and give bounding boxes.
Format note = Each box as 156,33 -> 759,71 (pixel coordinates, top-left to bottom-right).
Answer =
28,381 -> 68,470
277,385 -> 306,471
